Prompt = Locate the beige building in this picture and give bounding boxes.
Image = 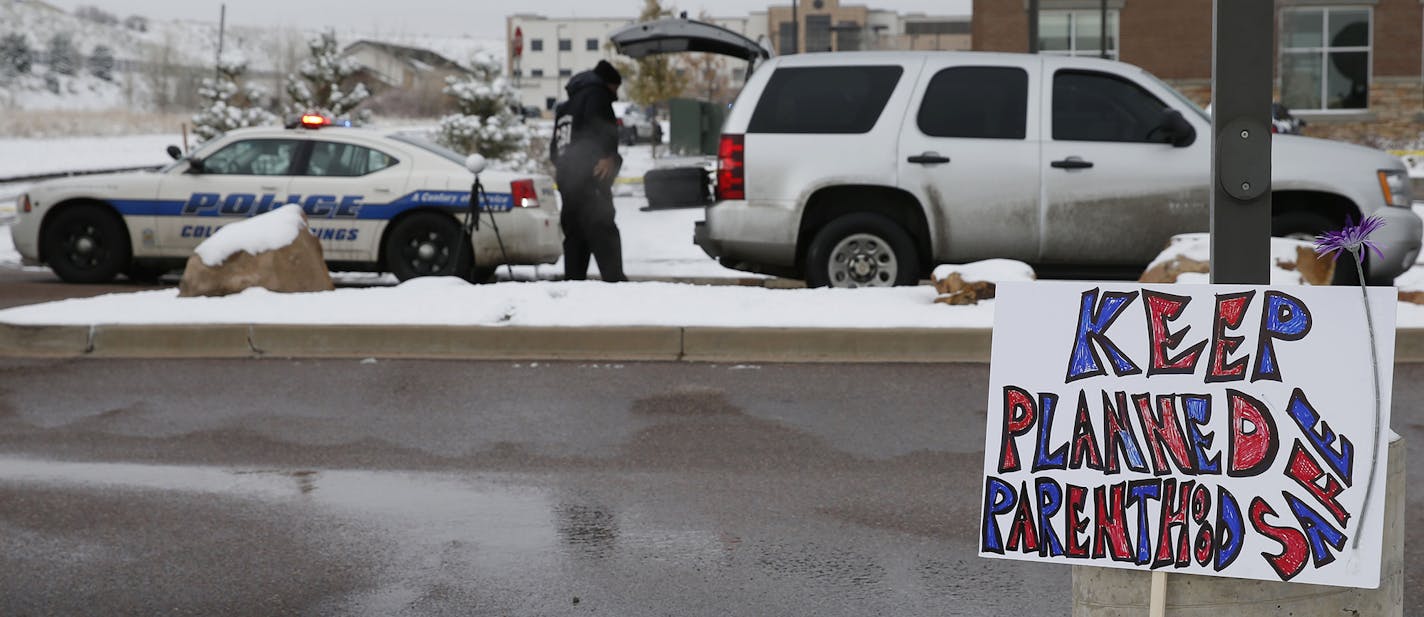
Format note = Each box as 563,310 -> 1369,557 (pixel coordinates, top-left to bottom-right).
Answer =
506,2 -> 969,112
342,40 -> 471,91
766,0 -> 970,54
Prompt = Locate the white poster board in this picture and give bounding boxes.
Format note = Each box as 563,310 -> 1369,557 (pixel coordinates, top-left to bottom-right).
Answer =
980,282 -> 1395,589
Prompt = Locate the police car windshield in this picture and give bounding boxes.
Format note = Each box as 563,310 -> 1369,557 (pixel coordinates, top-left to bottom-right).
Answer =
387,133 -> 468,168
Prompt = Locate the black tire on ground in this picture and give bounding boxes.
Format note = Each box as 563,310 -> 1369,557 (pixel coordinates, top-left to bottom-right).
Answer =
1271,210 -> 1365,285
383,212 -> 471,282
644,166 -> 709,209
805,212 -> 919,288
41,203 -> 131,284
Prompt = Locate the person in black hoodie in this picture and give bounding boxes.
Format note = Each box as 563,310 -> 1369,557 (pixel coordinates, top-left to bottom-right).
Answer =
551,60 -> 626,282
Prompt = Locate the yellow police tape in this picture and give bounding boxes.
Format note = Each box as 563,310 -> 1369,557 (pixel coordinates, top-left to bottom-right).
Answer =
1389,150 -> 1424,158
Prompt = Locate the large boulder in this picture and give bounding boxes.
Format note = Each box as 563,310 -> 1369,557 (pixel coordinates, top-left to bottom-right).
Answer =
178,205 -> 334,298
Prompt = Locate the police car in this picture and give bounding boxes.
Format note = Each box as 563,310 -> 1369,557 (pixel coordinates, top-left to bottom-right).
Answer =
9,115 -> 562,283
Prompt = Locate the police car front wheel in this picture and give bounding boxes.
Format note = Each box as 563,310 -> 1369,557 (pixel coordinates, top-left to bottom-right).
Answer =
42,203 -> 131,284
384,212 -> 472,281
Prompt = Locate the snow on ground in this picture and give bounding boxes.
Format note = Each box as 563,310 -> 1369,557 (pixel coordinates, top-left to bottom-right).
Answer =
0,278 -> 991,328
932,259 -> 1037,284
0,133 -> 179,178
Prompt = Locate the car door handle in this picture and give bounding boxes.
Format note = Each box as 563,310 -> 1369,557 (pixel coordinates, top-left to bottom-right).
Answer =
260,185 -> 280,191
372,187 -> 391,193
1051,157 -> 1094,170
907,152 -> 950,165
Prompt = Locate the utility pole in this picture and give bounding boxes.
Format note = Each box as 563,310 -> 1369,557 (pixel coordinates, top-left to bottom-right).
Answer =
1027,0 -> 1039,53
1209,0 -> 1272,284
215,3 -> 226,81
1100,0 -> 1108,58
790,0 -> 798,54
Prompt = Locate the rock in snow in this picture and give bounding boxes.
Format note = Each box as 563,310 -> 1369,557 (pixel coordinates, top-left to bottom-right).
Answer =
178,204 -> 334,297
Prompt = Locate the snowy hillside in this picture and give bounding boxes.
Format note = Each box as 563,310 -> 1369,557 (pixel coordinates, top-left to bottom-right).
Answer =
0,0 -> 501,113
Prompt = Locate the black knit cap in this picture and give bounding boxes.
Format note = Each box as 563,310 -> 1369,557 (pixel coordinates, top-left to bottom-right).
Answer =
594,60 -> 622,86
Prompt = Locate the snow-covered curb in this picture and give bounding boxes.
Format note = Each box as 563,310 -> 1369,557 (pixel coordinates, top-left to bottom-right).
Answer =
0,278 -> 997,328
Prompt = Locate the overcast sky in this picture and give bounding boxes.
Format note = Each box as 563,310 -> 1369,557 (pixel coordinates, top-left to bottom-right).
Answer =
44,0 -> 972,40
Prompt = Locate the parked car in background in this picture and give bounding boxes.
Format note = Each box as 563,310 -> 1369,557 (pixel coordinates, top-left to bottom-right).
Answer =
11,116 -> 562,284
691,51 -> 1419,287
615,102 -> 662,145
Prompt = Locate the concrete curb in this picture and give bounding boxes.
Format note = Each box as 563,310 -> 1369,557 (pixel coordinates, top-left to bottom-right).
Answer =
249,325 -> 684,360
5,324 -> 1424,363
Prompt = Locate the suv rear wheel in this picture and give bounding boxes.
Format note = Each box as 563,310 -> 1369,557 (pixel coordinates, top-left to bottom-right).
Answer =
805,213 -> 919,288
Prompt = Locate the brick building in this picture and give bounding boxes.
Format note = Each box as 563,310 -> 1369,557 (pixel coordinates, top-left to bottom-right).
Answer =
972,0 -> 1424,145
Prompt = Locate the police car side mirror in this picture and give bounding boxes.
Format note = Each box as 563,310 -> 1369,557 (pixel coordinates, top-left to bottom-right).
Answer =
166,145 -> 182,160
465,154 -> 487,175
185,157 -> 206,174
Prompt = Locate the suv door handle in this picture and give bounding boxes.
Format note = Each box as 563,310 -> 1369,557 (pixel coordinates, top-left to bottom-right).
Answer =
907,152 -> 950,165
1051,157 -> 1094,170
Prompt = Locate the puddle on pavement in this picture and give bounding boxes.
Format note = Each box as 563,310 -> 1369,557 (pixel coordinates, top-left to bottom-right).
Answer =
0,456 -> 725,575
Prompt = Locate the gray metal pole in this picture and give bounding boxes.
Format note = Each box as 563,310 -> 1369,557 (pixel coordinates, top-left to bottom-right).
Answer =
1028,0 -> 1039,53
1210,0 -> 1273,285
1100,0 -> 1108,58
791,1 -> 799,54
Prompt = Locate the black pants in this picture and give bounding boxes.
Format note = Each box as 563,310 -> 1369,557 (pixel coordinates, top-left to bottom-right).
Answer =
559,184 -> 626,282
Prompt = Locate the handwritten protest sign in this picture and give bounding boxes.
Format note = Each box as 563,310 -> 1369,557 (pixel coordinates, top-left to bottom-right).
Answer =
981,282 -> 1395,588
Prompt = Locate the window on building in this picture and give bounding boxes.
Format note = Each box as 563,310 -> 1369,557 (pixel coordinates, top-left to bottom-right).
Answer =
1280,7 -> 1370,111
586,38 -> 599,51
906,21 -> 971,36
778,21 -> 797,54
531,69 -> 544,77
748,65 -> 903,134
559,68 -> 572,77
1052,70 -> 1172,143
531,38 -> 543,52
1039,10 -> 1118,58
805,15 -> 831,52
834,21 -> 862,51
558,38 -> 571,51
918,67 -> 1028,140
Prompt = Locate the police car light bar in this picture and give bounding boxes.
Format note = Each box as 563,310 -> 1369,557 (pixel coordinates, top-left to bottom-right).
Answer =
300,114 -> 331,128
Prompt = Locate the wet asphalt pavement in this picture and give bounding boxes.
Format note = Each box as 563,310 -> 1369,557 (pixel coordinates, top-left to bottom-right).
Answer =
0,358 -> 1420,616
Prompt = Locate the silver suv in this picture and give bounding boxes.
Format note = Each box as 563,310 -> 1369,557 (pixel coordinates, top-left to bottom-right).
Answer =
692,51 -> 1421,287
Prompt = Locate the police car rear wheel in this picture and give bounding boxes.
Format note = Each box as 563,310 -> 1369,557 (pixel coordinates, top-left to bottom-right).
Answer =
385,212 -> 470,281
42,204 -> 130,284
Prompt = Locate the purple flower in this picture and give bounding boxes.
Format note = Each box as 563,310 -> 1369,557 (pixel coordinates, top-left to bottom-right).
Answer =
1314,215 -> 1387,263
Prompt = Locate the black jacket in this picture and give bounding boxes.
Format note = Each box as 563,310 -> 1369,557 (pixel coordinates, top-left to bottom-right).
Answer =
552,70 -> 621,192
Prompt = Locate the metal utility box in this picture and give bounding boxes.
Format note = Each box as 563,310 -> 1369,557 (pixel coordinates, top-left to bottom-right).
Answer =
669,98 -> 727,156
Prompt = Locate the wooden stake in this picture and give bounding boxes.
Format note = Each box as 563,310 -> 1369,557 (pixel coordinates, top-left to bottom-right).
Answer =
1149,571 -> 1167,617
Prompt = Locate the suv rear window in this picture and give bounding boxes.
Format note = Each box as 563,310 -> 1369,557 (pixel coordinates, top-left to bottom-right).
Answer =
748,66 -> 903,134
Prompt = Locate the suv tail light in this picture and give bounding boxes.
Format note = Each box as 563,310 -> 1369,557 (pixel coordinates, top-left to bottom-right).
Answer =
511,178 -> 539,208
716,133 -> 745,201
